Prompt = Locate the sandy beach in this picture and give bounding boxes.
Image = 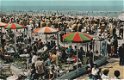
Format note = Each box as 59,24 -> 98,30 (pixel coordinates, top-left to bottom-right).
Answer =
0,0 -> 124,79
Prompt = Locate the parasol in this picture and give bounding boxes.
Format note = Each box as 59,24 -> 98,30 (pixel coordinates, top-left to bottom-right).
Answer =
62,32 -> 93,70
33,26 -> 58,34
4,23 -> 25,29
4,23 -> 26,53
62,32 -> 93,43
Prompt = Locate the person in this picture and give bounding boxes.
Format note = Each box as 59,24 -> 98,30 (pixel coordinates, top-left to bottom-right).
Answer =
73,46 -> 77,55
50,51 -> 57,65
78,47 -> 85,62
118,44 -> 124,65
91,64 -> 99,79
87,74 -> 93,80
60,32 -> 65,42
34,42 -> 38,51
38,39 -> 43,49
34,58 -> 45,79
61,49 -> 66,62
101,40 -> 107,56
111,43 -> 115,57
4,43 -> 10,52
30,63 -> 36,80
1,33 -> 6,47
101,69 -> 109,79
31,53 -> 38,64
45,57 -> 51,66
96,68 -> 102,79
66,45 -> 73,57
86,51 -> 94,69
47,42 -> 51,50
119,25 -> 123,39
0,48 -> 4,59
48,65 -> 55,79
113,70 -> 120,79
107,39 -> 112,57
112,33 -> 118,56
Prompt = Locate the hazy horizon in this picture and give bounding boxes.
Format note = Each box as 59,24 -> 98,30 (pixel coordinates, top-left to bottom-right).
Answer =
1,0 -> 123,6
0,0 -> 123,11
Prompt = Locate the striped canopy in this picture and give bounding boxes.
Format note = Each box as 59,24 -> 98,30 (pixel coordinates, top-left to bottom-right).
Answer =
0,22 -> 7,27
62,32 -> 93,43
4,23 -> 25,29
33,26 -> 58,34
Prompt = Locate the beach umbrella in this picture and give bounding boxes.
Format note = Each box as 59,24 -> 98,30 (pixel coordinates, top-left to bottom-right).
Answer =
4,23 -> 26,54
33,26 -> 59,47
0,22 -> 7,44
0,22 -> 7,32
62,32 -> 93,43
62,32 -> 93,71
0,22 -> 7,31
33,26 -> 58,34
4,23 -> 25,29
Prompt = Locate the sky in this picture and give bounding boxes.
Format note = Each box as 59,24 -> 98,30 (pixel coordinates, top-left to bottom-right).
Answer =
0,0 -> 123,6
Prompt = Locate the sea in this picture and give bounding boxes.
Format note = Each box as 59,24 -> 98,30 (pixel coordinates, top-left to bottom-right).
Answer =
0,6 -> 124,17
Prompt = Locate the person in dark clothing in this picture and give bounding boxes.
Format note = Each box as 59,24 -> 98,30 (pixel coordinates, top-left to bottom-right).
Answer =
30,63 -> 36,80
33,43 -> 38,52
86,51 -> 94,69
61,49 -> 66,62
112,28 -> 116,35
73,46 -> 77,55
107,39 -> 112,57
114,70 -> 120,79
28,37 -> 32,44
50,41 -> 54,49
78,47 -> 85,62
89,42 -> 93,50
60,33 -> 64,42
112,33 -> 118,55
47,42 -> 51,50
1,33 -> 6,48
66,45 -> 73,57
119,26 -> 123,39
114,40 -> 118,56
118,44 -> 124,65
38,20 -> 41,28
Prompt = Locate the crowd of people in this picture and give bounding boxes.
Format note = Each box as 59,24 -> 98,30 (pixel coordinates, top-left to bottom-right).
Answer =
0,11 -> 124,79
88,64 -> 121,80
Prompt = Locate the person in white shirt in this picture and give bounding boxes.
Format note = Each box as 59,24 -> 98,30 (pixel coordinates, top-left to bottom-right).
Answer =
34,58 -> 45,79
91,64 -> 99,75
91,64 -> 99,79
32,53 -> 38,64
101,69 -> 110,80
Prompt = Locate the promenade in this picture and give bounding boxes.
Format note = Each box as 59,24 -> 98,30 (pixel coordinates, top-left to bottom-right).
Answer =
77,36 -> 124,79
76,58 -> 124,79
